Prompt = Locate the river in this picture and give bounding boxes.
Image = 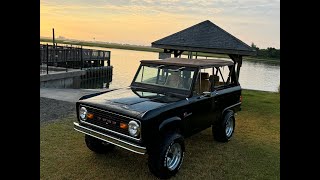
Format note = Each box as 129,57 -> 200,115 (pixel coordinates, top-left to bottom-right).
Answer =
91,47 -> 280,92
41,42 -> 280,92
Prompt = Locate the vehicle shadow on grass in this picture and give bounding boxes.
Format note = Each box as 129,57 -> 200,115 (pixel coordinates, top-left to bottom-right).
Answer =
96,150 -> 156,179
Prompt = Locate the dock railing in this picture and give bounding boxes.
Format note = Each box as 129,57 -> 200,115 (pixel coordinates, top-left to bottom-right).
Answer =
40,44 -> 111,74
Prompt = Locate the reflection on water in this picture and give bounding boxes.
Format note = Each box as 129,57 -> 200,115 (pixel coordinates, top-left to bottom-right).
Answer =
45,43 -> 280,92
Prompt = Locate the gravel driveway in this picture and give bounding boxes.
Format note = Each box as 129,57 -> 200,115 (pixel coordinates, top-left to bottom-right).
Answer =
40,97 -> 76,123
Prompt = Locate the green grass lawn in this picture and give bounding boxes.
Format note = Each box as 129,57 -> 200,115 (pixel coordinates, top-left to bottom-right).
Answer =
40,90 -> 280,179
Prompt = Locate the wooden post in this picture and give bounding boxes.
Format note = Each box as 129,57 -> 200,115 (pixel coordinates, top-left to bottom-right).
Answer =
173,50 -> 184,57
108,51 -> 111,66
188,51 -> 193,59
228,54 -> 242,85
101,51 -> 105,67
65,49 -> 68,72
46,44 -> 49,74
52,28 -> 55,48
237,59 -> 242,79
81,46 -> 83,70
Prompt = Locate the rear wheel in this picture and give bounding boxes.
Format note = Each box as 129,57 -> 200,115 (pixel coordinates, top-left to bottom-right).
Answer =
213,110 -> 235,142
85,134 -> 115,154
148,133 -> 185,179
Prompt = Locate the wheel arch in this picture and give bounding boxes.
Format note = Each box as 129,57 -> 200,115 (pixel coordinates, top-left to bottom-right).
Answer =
222,108 -> 234,117
221,102 -> 240,116
158,116 -> 183,135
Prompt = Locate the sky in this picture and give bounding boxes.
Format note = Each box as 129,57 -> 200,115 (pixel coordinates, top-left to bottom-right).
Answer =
40,0 -> 280,49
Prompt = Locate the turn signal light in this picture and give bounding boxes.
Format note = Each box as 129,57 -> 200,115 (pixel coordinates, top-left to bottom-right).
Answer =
120,122 -> 128,129
87,113 -> 94,119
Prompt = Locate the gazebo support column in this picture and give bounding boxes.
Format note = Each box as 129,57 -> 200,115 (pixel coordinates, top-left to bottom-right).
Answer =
163,49 -> 184,58
164,49 -> 173,53
228,54 -> 243,85
173,50 -> 184,57
188,51 -> 193,59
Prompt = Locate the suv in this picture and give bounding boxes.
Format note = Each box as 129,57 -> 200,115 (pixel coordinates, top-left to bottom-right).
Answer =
74,57 -> 242,179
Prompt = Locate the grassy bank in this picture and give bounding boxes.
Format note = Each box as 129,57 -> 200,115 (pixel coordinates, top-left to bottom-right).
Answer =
40,89 -> 279,179
40,38 -> 280,64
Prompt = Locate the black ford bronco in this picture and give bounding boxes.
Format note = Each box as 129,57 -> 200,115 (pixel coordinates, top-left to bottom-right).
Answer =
74,57 -> 242,179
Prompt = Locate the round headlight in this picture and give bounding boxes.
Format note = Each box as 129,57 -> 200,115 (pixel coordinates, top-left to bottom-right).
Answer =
79,107 -> 87,120
128,121 -> 140,137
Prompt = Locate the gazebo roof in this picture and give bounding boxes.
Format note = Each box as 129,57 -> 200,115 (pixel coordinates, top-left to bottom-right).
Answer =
152,20 -> 256,56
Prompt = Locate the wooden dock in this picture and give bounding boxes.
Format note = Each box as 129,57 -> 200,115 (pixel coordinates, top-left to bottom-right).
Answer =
40,44 -> 111,69
40,44 -> 113,88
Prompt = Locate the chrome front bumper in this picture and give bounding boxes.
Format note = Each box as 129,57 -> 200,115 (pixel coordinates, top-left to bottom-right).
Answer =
73,122 -> 146,155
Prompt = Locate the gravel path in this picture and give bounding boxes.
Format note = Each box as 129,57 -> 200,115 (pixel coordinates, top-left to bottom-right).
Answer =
40,97 -> 76,123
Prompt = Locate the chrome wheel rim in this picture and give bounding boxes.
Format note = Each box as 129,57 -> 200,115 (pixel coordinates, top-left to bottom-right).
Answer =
166,143 -> 182,171
225,117 -> 234,137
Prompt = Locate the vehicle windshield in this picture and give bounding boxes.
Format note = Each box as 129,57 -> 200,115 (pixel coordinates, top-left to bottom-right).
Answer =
133,65 -> 196,90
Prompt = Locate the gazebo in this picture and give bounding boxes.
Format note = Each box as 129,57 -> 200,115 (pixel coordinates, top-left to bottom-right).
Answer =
151,20 -> 256,81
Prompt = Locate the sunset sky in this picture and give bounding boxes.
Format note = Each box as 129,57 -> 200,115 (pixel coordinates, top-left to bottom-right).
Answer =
40,0 -> 280,49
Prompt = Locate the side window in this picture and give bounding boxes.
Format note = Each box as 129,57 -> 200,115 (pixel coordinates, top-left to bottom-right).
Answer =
211,65 -> 234,89
194,68 -> 213,95
165,69 -> 195,90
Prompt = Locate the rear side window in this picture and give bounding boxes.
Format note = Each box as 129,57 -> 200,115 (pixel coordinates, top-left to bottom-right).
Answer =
193,65 -> 236,94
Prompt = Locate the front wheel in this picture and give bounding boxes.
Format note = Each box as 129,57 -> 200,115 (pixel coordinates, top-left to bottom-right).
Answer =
213,110 -> 235,142
148,133 -> 185,179
85,134 -> 115,154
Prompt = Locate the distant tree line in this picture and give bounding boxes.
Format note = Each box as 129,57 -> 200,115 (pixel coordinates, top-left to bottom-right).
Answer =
251,43 -> 280,60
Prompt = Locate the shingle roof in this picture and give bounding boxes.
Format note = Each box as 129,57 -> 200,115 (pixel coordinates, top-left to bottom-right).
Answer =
152,20 -> 256,56
141,58 -> 234,68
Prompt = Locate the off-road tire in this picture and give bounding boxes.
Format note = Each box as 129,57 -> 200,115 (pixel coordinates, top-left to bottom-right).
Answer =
148,133 -> 185,179
213,110 -> 235,142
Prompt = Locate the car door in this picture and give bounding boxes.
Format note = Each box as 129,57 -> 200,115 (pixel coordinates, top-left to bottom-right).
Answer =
184,92 -> 216,135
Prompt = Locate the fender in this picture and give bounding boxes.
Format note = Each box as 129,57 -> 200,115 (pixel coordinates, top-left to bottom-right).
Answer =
222,102 -> 241,115
159,116 -> 182,132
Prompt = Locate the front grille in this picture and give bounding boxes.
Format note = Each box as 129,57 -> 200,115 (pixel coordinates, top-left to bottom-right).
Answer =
81,105 -> 140,139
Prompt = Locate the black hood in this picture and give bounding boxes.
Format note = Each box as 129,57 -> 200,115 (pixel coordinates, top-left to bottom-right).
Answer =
78,88 -> 183,119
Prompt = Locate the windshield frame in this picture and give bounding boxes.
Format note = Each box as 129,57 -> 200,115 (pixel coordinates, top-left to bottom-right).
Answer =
130,63 -> 199,97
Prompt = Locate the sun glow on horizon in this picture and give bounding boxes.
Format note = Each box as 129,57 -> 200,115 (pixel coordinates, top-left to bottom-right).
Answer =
40,0 -> 280,49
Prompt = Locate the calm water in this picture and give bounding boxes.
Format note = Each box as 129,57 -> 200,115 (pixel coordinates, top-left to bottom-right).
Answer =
85,47 -> 280,92
41,42 -> 280,92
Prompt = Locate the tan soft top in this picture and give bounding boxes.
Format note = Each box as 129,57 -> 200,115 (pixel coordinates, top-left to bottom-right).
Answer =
140,58 -> 234,68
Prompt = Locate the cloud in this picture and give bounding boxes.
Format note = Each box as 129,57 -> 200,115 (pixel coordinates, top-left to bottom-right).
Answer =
41,0 -> 279,20
40,0 -> 280,48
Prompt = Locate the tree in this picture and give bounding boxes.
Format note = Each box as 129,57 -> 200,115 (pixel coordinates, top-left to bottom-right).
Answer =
250,42 -> 280,60
251,42 -> 259,51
